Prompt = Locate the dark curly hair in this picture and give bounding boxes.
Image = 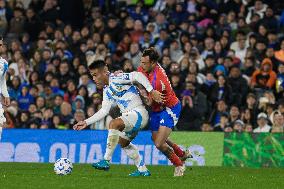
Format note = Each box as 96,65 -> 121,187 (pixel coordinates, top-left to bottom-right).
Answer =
142,47 -> 159,63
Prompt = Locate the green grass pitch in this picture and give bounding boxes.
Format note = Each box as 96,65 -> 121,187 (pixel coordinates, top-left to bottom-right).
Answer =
0,163 -> 283,189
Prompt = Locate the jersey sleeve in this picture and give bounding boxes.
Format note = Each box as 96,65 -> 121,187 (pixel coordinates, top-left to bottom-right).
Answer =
85,89 -> 113,125
1,62 -> 9,98
111,72 -> 153,92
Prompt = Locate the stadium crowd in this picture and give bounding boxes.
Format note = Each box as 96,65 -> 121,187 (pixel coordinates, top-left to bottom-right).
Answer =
1,0 -> 284,133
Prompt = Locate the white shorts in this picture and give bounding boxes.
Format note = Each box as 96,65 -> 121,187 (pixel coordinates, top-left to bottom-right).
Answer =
119,106 -> 149,141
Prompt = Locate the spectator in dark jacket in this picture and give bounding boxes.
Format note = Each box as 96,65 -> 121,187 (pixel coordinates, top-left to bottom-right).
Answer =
39,0 -> 60,24
24,8 -> 42,41
177,82 -> 208,131
261,7 -> 279,32
210,75 -> 232,105
227,66 -> 249,106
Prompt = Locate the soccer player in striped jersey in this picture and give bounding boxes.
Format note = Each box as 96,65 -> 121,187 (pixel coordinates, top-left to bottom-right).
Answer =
73,60 -> 163,176
0,37 -> 10,141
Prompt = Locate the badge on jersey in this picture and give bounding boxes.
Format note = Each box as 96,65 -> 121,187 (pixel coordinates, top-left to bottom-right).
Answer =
116,85 -> 123,91
124,74 -> 130,80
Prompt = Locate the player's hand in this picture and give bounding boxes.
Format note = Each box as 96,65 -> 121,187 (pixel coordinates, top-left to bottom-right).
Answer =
3,97 -> 10,107
150,90 -> 165,103
73,121 -> 87,131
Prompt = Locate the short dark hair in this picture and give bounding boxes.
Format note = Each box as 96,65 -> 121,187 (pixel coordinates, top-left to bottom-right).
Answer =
88,60 -> 106,70
142,47 -> 159,62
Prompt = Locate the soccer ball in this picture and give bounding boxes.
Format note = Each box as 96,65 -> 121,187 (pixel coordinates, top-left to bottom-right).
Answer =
54,158 -> 73,175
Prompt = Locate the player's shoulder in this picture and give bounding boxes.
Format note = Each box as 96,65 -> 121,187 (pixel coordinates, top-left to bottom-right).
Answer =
137,66 -> 143,72
157,64 -> 167,76
103,86 -> 113,100
0,57 -> 8,65
110,72 -> 131,81
103,85 -> 110,92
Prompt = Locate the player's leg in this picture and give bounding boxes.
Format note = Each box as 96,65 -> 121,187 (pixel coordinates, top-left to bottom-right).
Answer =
0,107 -> 6,141
104,118 -> 124,159
119,107 -> 150,176
166,139 -> 184,157
164,102 -> 192,160
152,128 -> 186,176
119,137 -> 150,176
92,118 -> 125,170
166,139 -> 193,161
150,108 -> 183,167
151,103 -> 186,176
152,127 -> 183,167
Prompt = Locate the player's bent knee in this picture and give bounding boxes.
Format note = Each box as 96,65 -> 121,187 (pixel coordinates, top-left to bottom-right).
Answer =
109,120 -> 118,129
109,118 -> 125,131
119,137 -> 130,148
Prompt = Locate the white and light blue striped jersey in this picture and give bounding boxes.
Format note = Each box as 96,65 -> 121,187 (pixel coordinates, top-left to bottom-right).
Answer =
0,57 -> 9,98
85,72 -> 153,125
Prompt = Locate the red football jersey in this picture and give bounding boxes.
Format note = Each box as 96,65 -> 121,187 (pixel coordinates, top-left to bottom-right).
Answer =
138,64 -> 179,112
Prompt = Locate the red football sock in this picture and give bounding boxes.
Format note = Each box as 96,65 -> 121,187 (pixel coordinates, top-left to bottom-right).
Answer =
172,144 -> 185,158
169,151 -> 183,167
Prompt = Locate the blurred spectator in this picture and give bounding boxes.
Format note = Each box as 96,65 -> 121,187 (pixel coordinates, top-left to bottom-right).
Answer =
18,84 -> 34,111
78,74 -> 96,97
8,76 -> 21,100
73,109 -> 85,124
17,111 -> 30,129
24,8 -> 42,41
201,122 -> 213,132
244,123 -> 253,133
29,118 -> 40,129
227,66 -> 249,105
210,75 -> 232,105
59,101 -> 72,129
7,7 -> 25,40
229,105 -> 240,124
246,0 -> 268,24
0,0 -> 10,35
124,42 -> 141,69
209,100 -> 228,126
214,112 -> 230,132
232,119 -> 244,132
275,39 -> 284,63
41,108 -> 53,129
251,58 -> 277,89
123,59 -> 134,73
170,40 -> 183,62
270,111 -> 284,133
177,82 -> 207,131
53,95 -> 63,114
170,74 -> 182,99
253,112 -> 271,133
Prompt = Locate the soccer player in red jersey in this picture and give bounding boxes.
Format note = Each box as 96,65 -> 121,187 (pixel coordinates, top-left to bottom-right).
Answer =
138,47 -> 192,176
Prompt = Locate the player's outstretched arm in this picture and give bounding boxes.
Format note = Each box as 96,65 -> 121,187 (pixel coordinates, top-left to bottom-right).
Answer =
111,72 -> 153,92
149,90 -> 165,103
131,72 -> 165,103
73,121 -> 88,130
112,72 -> 165,103
73,104 -> 111,130
73,90 -> 113,130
